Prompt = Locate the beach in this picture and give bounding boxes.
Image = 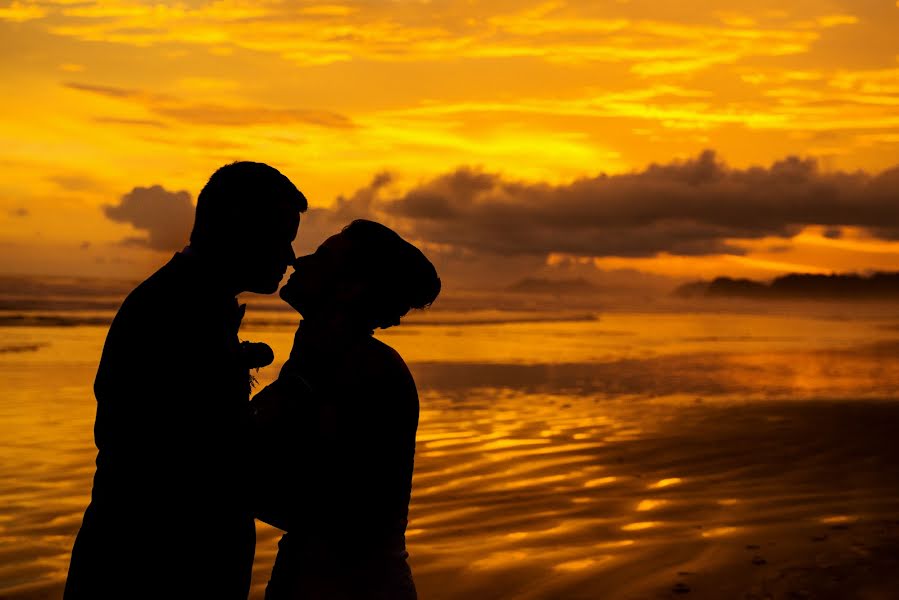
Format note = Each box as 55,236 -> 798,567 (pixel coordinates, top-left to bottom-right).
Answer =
405,396 -> 899,600
2,308 -> 899,599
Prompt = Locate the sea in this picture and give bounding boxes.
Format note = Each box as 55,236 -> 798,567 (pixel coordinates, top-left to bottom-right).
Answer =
2,274 -> 899,599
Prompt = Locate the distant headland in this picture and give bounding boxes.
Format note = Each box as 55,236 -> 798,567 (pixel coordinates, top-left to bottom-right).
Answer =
675,272 -> 899,300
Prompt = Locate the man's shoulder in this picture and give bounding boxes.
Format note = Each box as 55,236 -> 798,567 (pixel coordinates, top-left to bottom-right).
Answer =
109,259 -> 205,342
119,255 -> 200,315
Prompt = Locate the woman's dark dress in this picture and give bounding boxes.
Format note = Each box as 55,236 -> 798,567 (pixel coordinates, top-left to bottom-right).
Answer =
252,324 -> 419,600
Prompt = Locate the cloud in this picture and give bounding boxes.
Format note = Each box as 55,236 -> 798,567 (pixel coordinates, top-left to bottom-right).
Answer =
93,116 -> 169,128
30,1 -> 845,74
64,82 -> 136,99
0,1 -> 46,22
103,185 -> 194,251
47,172 -> 106,192
95,152 -> 899,278
64,82 -> 355,128
292,171 -> 393,253
97,172 -> 389,258
155,103 -> 354,128
336,151 -> 899,259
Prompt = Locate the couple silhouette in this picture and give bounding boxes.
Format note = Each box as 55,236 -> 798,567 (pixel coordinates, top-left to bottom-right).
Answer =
64,162 -> 441,600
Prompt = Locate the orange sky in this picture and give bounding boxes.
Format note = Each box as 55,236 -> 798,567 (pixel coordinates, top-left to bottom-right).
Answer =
1,0 -> 898,284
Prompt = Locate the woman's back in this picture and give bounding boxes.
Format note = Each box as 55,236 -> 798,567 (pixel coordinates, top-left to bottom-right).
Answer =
257,332 -> 419,599
255,219 -> 439,600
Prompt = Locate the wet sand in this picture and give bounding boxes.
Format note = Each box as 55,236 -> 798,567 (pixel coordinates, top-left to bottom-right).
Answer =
402,394 -> 899,600
2,313 -> 899,599
7,385 -> 897,599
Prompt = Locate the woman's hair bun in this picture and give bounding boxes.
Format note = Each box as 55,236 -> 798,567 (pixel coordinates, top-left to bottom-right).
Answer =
341,219 -> 441,330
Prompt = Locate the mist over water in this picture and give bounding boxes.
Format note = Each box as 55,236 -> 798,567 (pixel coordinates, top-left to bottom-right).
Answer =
2,285 -> 899,598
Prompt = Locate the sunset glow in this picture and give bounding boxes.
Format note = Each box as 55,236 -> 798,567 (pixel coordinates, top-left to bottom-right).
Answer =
2,0 -> 898,283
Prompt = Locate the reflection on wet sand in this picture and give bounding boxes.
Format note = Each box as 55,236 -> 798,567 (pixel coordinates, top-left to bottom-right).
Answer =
2,311 -> 899,599
403,392 -> 899,600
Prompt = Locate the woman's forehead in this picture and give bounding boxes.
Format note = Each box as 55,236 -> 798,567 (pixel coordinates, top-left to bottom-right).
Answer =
317,232 -> 352,254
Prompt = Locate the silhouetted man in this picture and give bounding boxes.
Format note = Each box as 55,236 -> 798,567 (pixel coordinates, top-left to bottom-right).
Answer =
64,162 -> 306,599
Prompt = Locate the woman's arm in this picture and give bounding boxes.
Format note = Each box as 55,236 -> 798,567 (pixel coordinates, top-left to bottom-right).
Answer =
249,374 -> 317,531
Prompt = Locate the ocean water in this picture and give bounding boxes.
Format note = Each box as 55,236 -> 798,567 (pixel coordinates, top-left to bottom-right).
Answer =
2,303 -> 899,598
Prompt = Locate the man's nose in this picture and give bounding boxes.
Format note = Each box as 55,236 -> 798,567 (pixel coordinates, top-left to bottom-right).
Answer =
285,245 -> 296,266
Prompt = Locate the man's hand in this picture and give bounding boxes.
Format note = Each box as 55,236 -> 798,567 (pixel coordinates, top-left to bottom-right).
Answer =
249,381 -> 289,431
239,341 -> 275,370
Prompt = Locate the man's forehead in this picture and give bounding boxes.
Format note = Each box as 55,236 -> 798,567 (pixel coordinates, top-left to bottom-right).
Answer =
249,206 -> 300,237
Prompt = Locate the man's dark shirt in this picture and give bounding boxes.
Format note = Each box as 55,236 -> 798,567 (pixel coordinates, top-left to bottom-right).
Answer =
64,252 -> 256,599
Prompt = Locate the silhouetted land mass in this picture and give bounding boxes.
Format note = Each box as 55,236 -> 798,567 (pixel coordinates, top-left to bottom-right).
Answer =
507,277 -> 597,295
0,274 -> 137,298
0,314 -> 114,327
676,272 -> 899,300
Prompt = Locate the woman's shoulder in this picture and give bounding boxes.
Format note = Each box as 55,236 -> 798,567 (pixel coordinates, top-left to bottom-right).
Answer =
352,337 -> 416,392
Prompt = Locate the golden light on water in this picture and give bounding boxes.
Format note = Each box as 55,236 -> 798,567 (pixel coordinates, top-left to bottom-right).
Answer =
819,515 -> 858,525
636,499 -> 668,512
650,478 -> 683,489
701,527 -> 741,538
553,558 -> 605,572
621,521 -> 663,532
595,540 -> 635,549
584,477 -> 618,488
3,308 -> 899,597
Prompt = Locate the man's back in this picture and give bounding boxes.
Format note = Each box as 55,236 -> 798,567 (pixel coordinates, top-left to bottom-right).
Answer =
64,252 -> 255,599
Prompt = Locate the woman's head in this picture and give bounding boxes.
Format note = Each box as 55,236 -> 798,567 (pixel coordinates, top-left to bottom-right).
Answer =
280,220 -> 441,331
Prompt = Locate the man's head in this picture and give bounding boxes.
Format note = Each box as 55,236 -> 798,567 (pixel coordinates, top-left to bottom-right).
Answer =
190,162 -> 306,294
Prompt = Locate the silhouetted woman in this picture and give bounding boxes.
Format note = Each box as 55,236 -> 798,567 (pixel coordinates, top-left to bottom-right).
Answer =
251,219 -> 440,600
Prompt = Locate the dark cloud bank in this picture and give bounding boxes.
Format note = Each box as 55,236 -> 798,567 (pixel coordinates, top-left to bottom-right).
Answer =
677,272 -> 899,300
103,185 -> 194,251
102,151 -> 899,266
378,150 -> 899,258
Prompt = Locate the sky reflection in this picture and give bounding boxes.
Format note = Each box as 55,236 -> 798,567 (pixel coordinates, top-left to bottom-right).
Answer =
3,309 -> 899,598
